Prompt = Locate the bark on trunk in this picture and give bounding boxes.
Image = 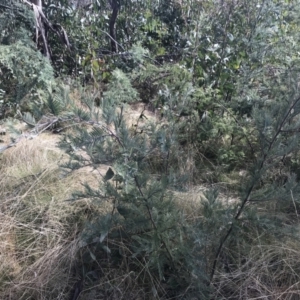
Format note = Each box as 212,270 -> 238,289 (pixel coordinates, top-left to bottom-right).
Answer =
109,0 -> 119,52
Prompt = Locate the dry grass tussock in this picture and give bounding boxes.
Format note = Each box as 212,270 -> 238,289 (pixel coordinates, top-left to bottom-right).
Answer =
214,239 -> 300,300
0,131 -> 106,300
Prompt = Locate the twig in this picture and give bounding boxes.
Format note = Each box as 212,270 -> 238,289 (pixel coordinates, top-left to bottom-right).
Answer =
134,175 -> 176,270
99,29 -> 125,52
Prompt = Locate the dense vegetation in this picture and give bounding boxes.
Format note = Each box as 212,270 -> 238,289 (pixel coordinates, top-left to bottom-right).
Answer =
2,0 -> 300,299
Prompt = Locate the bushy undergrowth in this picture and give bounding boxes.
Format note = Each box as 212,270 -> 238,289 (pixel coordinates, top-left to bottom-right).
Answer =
2,83 -> 300,299
3,0 -> 300,299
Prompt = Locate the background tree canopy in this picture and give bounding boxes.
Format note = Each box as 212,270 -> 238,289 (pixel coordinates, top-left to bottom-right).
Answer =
2,0 -> 300,299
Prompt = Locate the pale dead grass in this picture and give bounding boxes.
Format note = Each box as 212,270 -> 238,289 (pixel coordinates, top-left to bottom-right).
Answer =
123,102 -> 156,126
173,184 -> 239,222
214,239 -> 300,300
0,129 -> 108,300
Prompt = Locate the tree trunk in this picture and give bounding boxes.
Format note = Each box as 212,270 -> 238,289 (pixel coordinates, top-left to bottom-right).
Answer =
109,0 -> 119,52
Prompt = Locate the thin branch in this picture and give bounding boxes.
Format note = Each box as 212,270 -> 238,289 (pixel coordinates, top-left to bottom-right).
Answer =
290,190 -> 299,220
21,0 -> 70,59
0,4 -> 13,10
134,175 -> 176,270
99,29 -> 125,52
216,103 -> 255,155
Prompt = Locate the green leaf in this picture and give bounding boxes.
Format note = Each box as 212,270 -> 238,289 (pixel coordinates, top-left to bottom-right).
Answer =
100,231 -> 108,243
117,205 -> 130,218
104,167 -> 114,181
22,112 -> 36,126
89,250 -> 96,261
101,245 -> 111,254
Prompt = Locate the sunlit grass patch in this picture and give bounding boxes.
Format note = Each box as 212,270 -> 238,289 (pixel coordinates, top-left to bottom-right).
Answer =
0,133 -> 99,299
